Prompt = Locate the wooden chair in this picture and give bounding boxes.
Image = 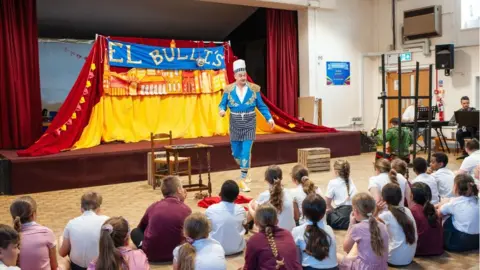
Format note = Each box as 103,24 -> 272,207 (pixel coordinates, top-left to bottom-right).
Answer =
150,131 -> 191,189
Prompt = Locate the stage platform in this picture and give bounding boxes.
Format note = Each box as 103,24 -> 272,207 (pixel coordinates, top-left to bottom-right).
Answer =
0,131 -> 360,194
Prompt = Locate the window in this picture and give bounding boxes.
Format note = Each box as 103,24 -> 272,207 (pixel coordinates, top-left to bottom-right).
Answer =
461,0 -> 480,29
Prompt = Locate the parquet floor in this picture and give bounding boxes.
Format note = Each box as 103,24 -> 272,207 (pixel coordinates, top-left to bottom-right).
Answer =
0,153 -> 478,269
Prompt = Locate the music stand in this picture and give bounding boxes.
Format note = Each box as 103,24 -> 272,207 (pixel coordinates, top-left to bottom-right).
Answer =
417,106 -> 437,121
455,111 -> 479,129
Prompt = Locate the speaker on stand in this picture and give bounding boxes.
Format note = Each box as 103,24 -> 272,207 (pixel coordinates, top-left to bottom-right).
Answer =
435,44 -> 454,76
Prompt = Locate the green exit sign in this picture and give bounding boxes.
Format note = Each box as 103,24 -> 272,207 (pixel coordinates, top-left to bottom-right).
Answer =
400,52 -> 412,62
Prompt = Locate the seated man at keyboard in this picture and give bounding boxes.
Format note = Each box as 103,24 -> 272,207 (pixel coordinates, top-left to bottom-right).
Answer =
449,96 -> 477,158
383,118 -> 413,162
402,103 -> 427,147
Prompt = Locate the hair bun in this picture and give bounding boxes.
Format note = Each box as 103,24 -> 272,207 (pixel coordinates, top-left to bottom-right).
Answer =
301,176 -> 309,182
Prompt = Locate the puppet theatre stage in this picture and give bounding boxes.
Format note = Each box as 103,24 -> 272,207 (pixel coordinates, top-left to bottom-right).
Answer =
0,132 -> 360,194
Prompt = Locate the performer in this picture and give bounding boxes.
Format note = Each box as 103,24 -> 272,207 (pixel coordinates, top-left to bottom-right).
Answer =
219,59 -> 275,192
449,96 -> 478,158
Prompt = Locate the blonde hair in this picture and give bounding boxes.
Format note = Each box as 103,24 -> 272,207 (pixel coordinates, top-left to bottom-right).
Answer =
291,164 -> 316,195
352,193 -> 384,257
255,204 -> 285,269
177,213 -> 211,270
334,159 -> 351,195
375,158 -> 398,185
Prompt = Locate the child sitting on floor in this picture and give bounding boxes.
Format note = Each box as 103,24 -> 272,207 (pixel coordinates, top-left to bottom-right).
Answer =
378,184 -> 417,267
429,152 -> 455,199
439,174 -> 479,252
325,159 -> 357,230
369,159 -> 410,207
173,213 -> 226,270
412,157 -> 440,205
410,182 -> 443,256
289,164 -> 322,225
88,217 -> 149,270
10,196 -> 58,270
0,224 -> 20,270
292,194 -> 338,270
243,203 -> 302,270
248,165 -> 296,231
339,193 -> 389,270
205,180 -> 246,255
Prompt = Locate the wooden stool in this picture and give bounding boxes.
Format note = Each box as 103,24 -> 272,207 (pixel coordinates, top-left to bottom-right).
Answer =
298,147 -> 331,172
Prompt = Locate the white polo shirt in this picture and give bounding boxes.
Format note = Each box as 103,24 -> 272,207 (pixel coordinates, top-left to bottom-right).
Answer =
257,188 -> 296,231
368,173 -> 408,206
460,150 -> 480,177
173,238 -> 226,270
205,201 -> 246,255
379,207 -> 417,266
413,173 -> 440,205
432,168 -> 455,198
290,184 -> 322,224
440,196 -> 480,234
326,177 -> 357,207
402,105 -> 415,122
292,220 -> 338,269
63,210 -> 109,267
0,262 -> 20,270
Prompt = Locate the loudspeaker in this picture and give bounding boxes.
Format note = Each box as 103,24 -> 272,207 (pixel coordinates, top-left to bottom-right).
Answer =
435,44 -> 454,70
0,155 -> 11,195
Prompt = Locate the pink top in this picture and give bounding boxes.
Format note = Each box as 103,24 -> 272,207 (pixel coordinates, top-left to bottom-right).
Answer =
19,222 -> 56,270
87,246 -> 150,270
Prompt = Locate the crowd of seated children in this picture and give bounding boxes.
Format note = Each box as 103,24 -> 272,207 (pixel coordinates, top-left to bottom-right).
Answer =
438,174 -> 479,252
369,158 -> 410,207
292,194 -> 338,270
289,164 -> 323,225
410,182 -> 444,256
339,192 -> 389,270
59,192 -> 109,270
205,180 -> 246,255
173,213 -> 226,270
131,175 -> 191,262
88,217 -> 149,270
377,184 -> 417,267
0,224 -> 20,270
428,152 -> 455,199
248,165 -> 296,231
10,196 -> 58,270
325,160 -> 357,230
412,158 -> 440,205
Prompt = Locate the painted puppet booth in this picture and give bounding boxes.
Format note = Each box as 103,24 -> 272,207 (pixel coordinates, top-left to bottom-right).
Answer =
18,36 -> 334,157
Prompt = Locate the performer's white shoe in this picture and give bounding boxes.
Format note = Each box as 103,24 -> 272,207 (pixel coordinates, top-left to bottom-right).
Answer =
245,174 -> 252,183
238,179 -> 251,192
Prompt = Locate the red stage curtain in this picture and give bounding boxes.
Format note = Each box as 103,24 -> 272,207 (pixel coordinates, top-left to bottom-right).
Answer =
266,9 -> 299,117
0,0 -> 42,149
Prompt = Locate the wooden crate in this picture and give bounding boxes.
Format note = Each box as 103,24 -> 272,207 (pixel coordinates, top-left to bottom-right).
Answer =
298,147 -> 331,172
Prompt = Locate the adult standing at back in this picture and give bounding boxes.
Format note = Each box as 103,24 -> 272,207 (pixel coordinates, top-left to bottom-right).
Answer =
59,192 -> 109,270
131,175 -> 191,262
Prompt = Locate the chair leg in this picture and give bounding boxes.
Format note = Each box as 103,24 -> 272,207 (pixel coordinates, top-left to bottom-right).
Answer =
188,158 -> 192,185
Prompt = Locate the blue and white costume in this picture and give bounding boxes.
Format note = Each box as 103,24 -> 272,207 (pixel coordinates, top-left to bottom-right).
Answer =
219,60 -> 273,185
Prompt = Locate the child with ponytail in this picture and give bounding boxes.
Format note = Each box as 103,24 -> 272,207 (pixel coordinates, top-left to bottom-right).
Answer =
248,165 -> 296,231
88,217 -> 149,270
173,213 -> 226,270
243,204 -> 301,270
290,164 -> 322,225
410,182 -> 443,256
378,184 -> 417,266
325,160 -> 358,230
368,158 -> 410,207
339,193 -> 388,270
439,174 -> 479,252
0,224 -> 20,270
292,194 -> 338,270
9,196 -> 58,270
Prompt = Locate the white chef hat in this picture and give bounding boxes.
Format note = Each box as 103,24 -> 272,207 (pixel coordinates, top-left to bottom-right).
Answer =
233,59 -> 246,73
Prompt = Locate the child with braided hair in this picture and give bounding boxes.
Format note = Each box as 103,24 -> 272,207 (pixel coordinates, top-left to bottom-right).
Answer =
289,164 -> 323,225
243,204 -> 301,270
325,160 -> 358,230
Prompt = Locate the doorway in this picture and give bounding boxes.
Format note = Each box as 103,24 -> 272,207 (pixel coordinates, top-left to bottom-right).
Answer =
386,69 -> 431,126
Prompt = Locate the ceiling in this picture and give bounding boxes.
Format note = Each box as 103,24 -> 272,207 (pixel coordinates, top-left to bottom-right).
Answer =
37,0 -> 258,40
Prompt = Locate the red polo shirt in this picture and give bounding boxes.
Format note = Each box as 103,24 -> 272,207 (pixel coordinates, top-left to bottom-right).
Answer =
138,196 -> 192,262
244,226 -> 302,270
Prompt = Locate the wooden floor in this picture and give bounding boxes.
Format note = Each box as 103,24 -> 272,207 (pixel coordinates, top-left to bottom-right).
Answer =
0,152 -> 477,269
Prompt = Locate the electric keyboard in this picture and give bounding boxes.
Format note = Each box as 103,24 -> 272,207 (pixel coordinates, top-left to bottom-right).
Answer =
403,121 -> 451,128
